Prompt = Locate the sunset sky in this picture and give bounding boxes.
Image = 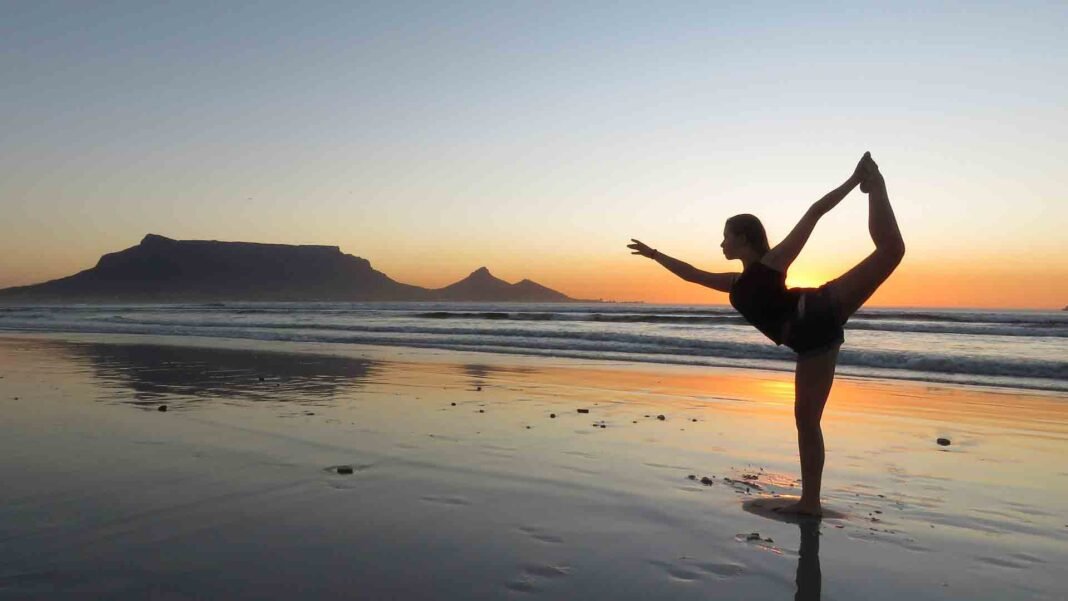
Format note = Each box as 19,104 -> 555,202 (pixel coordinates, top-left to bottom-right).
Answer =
2,2 -> 1065,308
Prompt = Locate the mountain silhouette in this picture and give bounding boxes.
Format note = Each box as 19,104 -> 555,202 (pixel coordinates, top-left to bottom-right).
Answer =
437,267 -> 570,302
0,234 -> 576,303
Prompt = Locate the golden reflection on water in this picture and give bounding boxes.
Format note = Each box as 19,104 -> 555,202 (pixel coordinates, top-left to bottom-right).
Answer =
3,335 -> 1066,499
3,335 -> 1064,434
3,335 -> 1068,599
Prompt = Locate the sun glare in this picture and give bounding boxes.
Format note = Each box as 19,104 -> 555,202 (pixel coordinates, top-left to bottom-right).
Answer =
784,273 -> 824,290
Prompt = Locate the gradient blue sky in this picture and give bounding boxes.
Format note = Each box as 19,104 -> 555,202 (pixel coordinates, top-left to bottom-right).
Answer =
2,1 -> 1066,306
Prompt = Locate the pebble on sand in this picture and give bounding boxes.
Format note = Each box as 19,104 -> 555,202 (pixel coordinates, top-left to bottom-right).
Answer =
550,413 -> 556,418
476,386 -> 482,391
688,474 -> 697,480
336,465 -> 354,475
656,415 -> 666,421
937,437 -> 951,446
577,408 -> 590,414
451,402 -> 456,406
700,477 -> 714,486
158,405 -> 168,412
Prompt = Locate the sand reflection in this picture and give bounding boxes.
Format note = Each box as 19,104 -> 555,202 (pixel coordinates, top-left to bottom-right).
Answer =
58,341 -> 381,409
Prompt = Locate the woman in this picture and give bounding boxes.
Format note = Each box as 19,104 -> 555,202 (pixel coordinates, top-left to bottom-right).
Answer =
627,152 -> 904,516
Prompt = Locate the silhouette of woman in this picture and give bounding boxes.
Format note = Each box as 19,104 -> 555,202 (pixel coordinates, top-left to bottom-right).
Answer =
628,152 -> 904,516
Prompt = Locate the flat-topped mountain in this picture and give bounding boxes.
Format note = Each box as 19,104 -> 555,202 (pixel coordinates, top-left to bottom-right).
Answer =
0,234 -> 576,303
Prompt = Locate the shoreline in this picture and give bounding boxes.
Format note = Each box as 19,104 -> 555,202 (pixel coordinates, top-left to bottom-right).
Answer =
2,330 -> 1064,397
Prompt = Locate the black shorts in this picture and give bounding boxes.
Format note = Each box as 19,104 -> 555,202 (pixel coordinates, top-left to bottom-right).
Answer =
783,284 -> 845,357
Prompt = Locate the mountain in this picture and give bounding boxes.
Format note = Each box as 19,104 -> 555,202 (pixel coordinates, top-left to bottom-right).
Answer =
0,234 -> 576,303
436,267 -> 571,302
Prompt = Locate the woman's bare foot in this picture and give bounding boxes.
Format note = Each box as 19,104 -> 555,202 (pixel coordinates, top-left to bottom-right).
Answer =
859,154 -> 881,193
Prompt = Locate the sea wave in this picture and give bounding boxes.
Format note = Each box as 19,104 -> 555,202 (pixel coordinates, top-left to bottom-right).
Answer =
2,316 -> 1065,389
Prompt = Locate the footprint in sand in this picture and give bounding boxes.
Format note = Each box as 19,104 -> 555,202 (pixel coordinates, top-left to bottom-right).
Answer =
504,563 -> 572,594
517,525 -> 565,544
974,553 -> 1045,569
647,559 -> 701,582
420,495 -> 471,506
504,579 -> 540,593
557,464 -> 600,477
643,461 -> 692,471
691,561 -> 746,578
522,564 -> 572,579
530,532 -> 564,544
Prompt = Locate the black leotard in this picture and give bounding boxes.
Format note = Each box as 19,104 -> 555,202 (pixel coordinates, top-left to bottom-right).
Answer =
728,262 -> 799,345
729,262 -> 846,355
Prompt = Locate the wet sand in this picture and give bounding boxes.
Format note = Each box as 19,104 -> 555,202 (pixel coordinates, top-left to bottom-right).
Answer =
0,333 -> 1066,600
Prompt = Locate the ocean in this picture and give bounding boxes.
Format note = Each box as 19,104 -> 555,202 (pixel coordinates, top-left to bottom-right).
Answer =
1,303 -> 1065,393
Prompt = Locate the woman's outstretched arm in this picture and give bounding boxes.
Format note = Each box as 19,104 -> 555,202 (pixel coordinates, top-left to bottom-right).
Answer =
628,239 -> 738,293
761,153 -> 872,273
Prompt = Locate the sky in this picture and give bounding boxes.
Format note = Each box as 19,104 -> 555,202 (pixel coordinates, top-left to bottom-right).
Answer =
2,1 -> 1066,308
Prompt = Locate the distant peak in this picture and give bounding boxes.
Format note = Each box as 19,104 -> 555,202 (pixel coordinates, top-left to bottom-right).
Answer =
470,266 -> 493,277
140,234 -> 175,245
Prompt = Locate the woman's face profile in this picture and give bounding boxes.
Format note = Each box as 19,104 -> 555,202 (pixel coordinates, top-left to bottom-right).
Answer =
721,227 -> 743,260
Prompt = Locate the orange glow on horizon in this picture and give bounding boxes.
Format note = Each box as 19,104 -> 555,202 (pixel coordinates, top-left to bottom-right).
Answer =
499,259 -> 1068,310
2,251 -> 1066,311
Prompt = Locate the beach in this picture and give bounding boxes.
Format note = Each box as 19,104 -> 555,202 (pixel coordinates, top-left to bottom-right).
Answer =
1,333 -> 1066,600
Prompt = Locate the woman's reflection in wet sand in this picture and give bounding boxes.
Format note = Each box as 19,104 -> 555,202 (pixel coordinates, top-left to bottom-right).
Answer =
795,520 -> 821,601
742,497 -> 824,600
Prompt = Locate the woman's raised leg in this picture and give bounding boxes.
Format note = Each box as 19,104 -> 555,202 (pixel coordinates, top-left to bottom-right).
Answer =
830,164 -> 905,323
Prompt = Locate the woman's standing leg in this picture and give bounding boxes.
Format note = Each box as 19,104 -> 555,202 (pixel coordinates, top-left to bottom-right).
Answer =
787,344 -> 840,515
